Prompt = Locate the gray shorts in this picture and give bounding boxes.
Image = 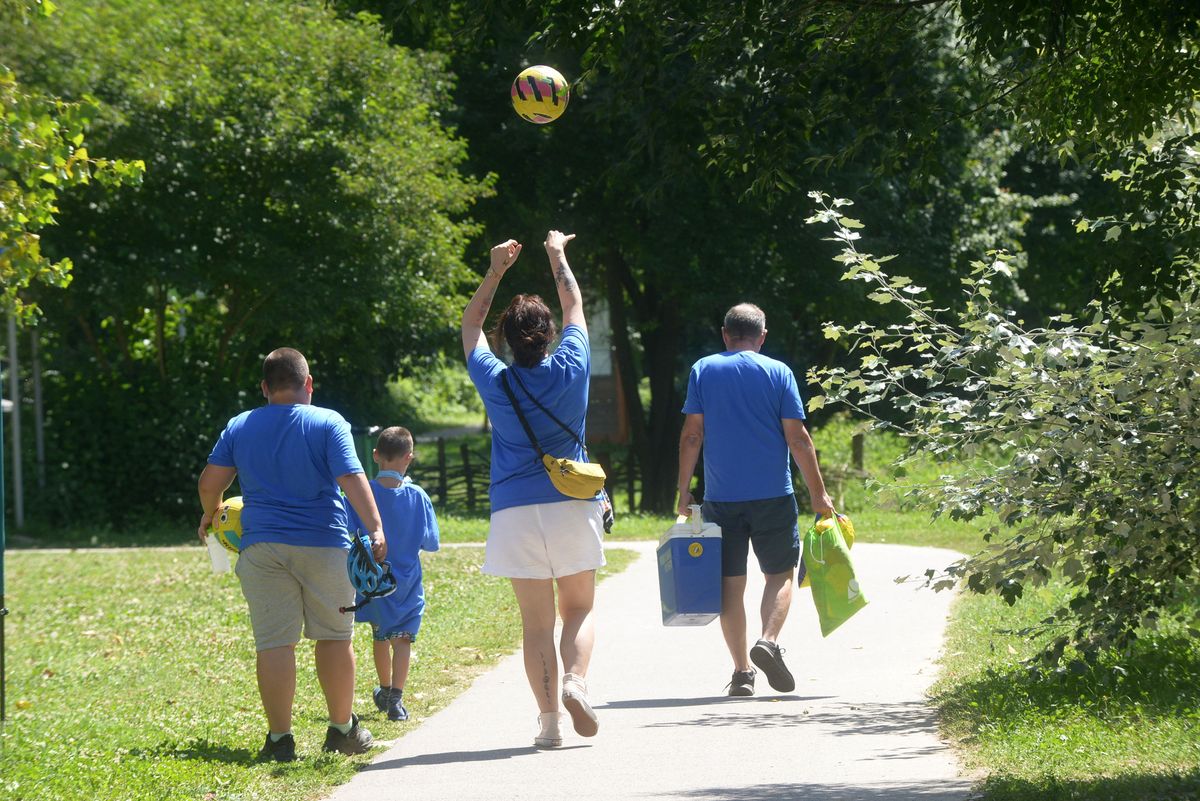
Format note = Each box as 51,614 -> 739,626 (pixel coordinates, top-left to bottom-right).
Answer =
235,542 -> 354,651
702,494 -> 801,578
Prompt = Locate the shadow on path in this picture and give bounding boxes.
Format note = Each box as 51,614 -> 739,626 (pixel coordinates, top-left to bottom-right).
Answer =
652,780 -> 973,800
805,699 -> 941,736
638,698 -> 940,735
361,744 -> 590,771
599,695 -> 835,710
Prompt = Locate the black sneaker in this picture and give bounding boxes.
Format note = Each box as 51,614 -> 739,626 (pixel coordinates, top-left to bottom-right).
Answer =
727,669 -> 756,697
372,686 -> 390,713
387,689 -> 409,722
322,714 -> 374,755
258,732 -> 296,763
750,638 -> 796,693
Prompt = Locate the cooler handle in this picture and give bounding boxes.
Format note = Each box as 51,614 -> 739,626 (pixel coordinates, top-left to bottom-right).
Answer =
672,504 -> 705,533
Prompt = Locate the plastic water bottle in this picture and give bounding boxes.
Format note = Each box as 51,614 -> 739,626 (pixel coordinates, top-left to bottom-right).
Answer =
206,535 -> 231,574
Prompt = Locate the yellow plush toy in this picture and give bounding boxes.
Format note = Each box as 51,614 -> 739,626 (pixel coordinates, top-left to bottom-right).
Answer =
210,496 -> 244,553
801,513 -> 854,587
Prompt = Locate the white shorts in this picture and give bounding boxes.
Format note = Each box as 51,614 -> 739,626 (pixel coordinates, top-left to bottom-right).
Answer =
483,500 -> 606,579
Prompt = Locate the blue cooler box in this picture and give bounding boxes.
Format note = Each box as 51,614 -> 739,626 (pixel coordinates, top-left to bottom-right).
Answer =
657,507 -> 722,626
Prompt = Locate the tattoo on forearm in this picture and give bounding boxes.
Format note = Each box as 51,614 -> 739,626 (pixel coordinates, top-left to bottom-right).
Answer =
555,259 -> 577,293
470,276 -> 500,325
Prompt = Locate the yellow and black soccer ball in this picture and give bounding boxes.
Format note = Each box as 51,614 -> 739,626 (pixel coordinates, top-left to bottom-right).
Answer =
511,65 -> 570,124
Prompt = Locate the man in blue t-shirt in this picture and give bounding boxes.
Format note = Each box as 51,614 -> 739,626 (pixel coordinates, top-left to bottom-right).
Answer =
197,347 -> 387,762
677,303 -> 834,698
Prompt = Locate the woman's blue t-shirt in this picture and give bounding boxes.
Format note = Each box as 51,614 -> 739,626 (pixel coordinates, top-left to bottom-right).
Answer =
467,324 -> 592,513
207,403 -> 363,549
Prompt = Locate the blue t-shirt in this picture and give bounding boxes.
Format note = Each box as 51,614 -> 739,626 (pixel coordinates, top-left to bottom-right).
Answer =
347,477 -> 440,636
207,404 -> 363,549
682,350 -> 806,502
467,324 -> 592,513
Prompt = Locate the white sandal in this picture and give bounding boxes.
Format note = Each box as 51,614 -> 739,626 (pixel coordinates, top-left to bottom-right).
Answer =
534,711 -> 562,748
561,673 -> 598,737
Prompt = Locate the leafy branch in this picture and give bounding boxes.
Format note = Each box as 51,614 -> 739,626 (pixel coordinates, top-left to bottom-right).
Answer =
807,190 -> 1200,666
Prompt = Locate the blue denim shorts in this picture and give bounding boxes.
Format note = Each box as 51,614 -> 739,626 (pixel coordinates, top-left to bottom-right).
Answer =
702,494 -> 801,578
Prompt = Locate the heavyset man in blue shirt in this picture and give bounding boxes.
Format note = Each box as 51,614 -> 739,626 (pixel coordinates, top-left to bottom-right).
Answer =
677,303 -> 835,697
197,347 -> 387,762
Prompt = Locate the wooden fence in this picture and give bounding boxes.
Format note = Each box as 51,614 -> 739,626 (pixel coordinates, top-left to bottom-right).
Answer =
354,429 -> 865,515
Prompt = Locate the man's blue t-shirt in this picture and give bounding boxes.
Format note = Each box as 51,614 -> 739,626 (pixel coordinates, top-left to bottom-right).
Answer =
467,324 -> 592,513
346,477 -> 440,635
682,350 -> 806,502
207,404 -> 363,549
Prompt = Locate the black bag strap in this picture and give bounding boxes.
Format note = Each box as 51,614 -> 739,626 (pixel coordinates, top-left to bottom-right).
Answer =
509,368 -> 587,450
500,371 -> 546,462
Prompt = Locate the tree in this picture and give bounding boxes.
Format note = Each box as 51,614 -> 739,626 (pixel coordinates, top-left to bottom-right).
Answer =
956,0 -> 1200,149
352,0 -> 1047,511
809,190 -> 1199,663
0,1 -> 143,322
436,0 -> 1200,661
1,0 -> 489,522
279,0 -> 1200,662
797,0 -> 1200,664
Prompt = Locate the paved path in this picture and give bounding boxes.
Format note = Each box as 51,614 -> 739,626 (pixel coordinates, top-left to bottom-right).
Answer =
326,541 -> 975,801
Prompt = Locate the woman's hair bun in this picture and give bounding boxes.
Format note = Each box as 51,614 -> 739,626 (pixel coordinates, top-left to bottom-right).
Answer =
497,294 -> 557,367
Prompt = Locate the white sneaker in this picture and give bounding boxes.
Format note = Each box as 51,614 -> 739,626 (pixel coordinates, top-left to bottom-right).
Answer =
561,673 -> 598,737
534,711 -> 562,748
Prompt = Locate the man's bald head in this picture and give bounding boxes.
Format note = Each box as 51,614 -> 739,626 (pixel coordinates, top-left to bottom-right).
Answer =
723,303 -> 766,344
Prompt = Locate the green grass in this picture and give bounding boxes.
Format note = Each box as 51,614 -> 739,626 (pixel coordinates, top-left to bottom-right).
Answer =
0,546 -> 638,801
933,581 -> 1200,801
846,506 -> 991,554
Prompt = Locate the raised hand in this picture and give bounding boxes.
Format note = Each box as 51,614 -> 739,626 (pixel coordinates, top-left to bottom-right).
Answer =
542,228 -> 585,332
544,229 -> 575,258
489,239 -> 522,276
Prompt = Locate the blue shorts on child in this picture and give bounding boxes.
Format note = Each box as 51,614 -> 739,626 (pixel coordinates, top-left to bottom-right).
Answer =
356,558 -> 424,640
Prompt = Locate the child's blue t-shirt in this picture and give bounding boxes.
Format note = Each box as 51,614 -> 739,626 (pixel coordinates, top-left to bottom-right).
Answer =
207,403 -> 363,549
466,324 -> 593,513
681,350 -> 806,503
347,477 -> 440,636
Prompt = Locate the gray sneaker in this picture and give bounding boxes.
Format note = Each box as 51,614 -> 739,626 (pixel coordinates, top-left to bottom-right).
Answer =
750,639 -> 796,693
727,669 -> 756,697
322,714 -> 373,755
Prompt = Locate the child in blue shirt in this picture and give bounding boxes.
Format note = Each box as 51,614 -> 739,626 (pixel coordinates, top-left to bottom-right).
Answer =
345,426 -> 440,722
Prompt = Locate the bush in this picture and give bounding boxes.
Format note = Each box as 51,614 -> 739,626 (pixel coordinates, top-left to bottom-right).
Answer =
3,0 -> 489,525
809,192 -> 1200,664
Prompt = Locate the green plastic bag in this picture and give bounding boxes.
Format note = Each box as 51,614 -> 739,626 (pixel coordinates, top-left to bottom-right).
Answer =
803,514 -> 868,637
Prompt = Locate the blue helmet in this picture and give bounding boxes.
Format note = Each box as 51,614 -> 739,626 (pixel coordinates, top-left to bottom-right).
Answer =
340,530 -> 396,614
